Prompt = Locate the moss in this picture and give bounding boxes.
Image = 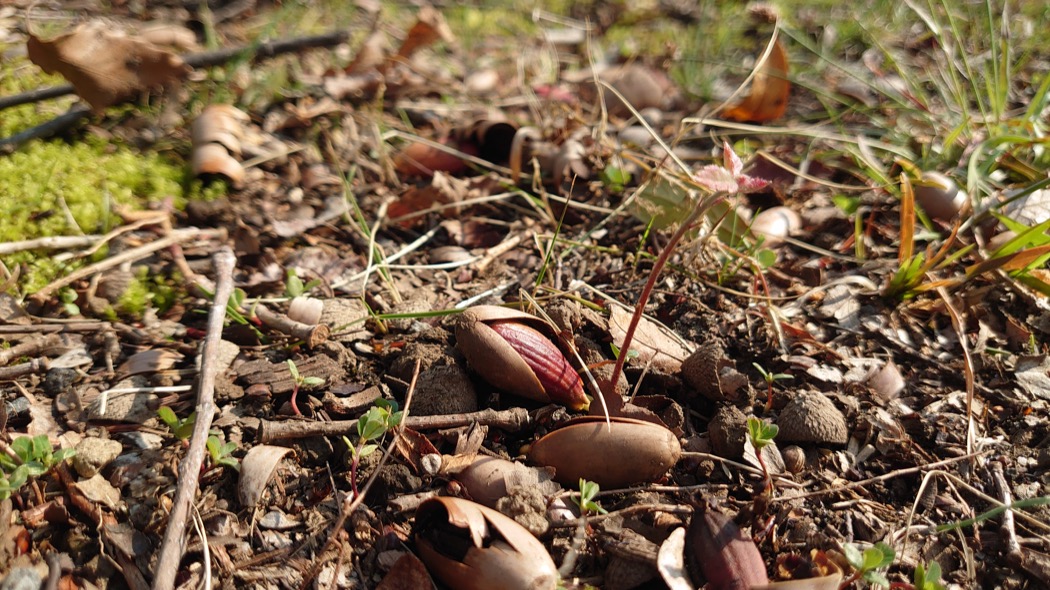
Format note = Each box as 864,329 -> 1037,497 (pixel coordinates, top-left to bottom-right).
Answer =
0,138 -> 188,293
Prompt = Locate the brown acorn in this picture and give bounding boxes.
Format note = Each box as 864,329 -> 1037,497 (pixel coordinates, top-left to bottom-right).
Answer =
456,306 -> 588,410
528,416 -> 681,487
685,503 -> 769,590
414,496 -> 558,590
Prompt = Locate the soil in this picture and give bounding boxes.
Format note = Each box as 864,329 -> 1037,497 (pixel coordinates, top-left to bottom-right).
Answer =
1,2 -> 1049,590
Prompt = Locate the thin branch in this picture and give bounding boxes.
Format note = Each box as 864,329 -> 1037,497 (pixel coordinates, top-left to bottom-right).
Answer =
258,407 -> 533,443
152,247 -> 236,590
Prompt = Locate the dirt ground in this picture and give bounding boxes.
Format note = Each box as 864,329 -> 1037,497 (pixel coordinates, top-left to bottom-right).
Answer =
1,1 -> 1050,589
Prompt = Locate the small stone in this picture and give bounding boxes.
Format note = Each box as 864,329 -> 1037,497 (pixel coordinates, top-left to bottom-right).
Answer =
777,392 -> 848,445
497,486 -> 550,536
73,437 -> 123,478
74,474 -> 122,510
410,364 -> 477,416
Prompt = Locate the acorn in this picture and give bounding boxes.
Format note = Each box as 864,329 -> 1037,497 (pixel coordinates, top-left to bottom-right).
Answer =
685,503 -> 769,590
914,171 -> 967,222
414,496 -> 558,590
750,206 -> 802,247
528,416 -> 681,487
456,306 -> 589,410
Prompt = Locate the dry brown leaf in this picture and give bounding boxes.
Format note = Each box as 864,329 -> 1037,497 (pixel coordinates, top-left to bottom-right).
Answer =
27,21 -> 190,112
376,552 -> 436,590
608,306 -> 692,373
346,30 -> 391,74
395,5 -> 455,61
722,36 -> 790,123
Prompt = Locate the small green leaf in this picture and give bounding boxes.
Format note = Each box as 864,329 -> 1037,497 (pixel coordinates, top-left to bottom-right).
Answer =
302,376 -> 325,386
358,444 -> 379,458
863,570 -> 890,587
863,543 -> 895,570
842,543 -> 864,570
157,407 -> 178,430
287,359 -> 301,381
755,248 -> 777,269
832,194 -> 861,215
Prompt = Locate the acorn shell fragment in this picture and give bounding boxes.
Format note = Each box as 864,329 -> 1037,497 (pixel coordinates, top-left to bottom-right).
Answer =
528,416 -> 681,488
414,496 -> 558,590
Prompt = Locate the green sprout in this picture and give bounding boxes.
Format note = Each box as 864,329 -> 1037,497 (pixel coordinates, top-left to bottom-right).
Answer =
842,542 -> 895,588
284,268 -> 321,299
752,362 -> 793,413
746,417 -> 778,497
341,399 -> 403,500
287,359 -> 325,416
913,561 -> 946,590
0,435 -> 76,500
573,479 -> 608,516
206,435 -> 240,472
157,407 -> 196,440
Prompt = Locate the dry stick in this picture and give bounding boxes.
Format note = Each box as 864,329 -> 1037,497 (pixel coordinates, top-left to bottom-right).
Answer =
258,406 -> 532,443
0,321 -> 109,335
0,358 -> 49,380
990,459 -> 1023,559
0,234 -> 101,256
152,247 -> 236,590
772,451 -> 989,503
30,227 -> 226,303
0,334 -> 62,366
0,30 -> 352,112
0,104 -> 92,155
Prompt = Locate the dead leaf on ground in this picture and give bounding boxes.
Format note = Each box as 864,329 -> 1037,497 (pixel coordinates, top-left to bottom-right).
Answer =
395,5 -> 456,62
608,305 -> 693,373
239,444 -> 294,507
27,21 -> 190,112
722,35 -> 790,123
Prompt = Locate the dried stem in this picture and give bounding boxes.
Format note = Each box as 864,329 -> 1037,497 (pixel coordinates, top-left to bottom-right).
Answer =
152,247 -> 236,590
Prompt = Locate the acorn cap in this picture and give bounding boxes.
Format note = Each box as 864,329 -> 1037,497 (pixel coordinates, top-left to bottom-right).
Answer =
776,392 -> 848,445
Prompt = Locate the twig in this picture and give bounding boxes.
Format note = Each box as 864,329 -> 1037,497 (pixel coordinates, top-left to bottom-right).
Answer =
773,451 -> 991,502
0,358 -> 49,380
0,234 -> 101,256
30,227 -> 226,304
991,459 -> 1023,559
0,321 -> 110,335
258,406 -> 533,443
0,104 -> 93,155
0,31 -> 352,113
0,334 -> 62,366
152,247 -> 236,590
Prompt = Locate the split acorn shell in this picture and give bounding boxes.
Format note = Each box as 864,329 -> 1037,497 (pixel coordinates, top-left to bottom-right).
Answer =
456,305 -> 589,410
414,496 -> 558,590
528,416 -> 681,488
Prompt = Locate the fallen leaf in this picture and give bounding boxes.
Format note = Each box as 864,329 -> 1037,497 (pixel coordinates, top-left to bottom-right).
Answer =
395,5 -> 455,62
608,305 -> 693,373
722,36 -> 790,123
27,21 -> 189,112
239,445 -> 293,507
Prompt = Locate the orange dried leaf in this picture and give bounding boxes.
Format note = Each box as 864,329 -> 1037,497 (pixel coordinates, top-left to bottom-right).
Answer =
395,5 -> 455,61
722,36 -> 790,123
27,21 -> 189,112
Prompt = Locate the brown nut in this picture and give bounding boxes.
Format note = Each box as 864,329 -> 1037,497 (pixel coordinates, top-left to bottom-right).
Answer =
455,456 -> 560,508
777,392 -> 848,445
914,171 -> 967,222
414,496 -> 558,590
528,416 -> 681,488
456,306 -> 588,410
686,503 -> 769,590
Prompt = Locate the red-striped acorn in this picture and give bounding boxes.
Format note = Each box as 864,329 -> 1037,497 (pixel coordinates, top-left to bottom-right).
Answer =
456,306 -> 589,410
